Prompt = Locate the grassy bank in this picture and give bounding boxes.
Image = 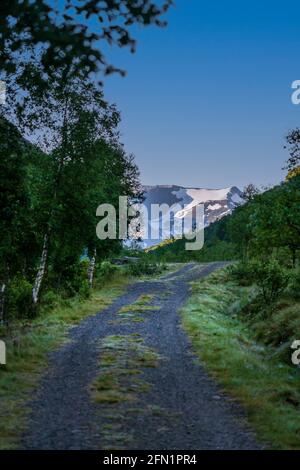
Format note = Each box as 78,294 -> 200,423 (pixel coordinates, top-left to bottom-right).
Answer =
181,268 -> 300,450
0,274 -> 129,449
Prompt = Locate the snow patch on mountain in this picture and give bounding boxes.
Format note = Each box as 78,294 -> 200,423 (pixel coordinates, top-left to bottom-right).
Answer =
136,184 -> 243,247
207,203 -> 222,211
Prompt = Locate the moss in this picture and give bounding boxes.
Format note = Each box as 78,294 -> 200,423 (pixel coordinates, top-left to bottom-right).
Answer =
115,294 -> 160,325
90,334 -> 163,449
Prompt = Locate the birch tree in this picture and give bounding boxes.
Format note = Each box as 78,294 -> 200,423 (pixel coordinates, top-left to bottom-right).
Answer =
14,67 -> 120,307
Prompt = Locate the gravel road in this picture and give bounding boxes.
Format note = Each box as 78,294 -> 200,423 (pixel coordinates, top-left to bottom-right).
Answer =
21,262 -> 260,450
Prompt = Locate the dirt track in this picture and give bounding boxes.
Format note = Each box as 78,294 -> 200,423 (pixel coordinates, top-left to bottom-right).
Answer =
22,263 -> 260,450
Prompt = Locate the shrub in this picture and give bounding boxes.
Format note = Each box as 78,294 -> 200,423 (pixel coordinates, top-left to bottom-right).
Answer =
229,261 -> 254,286
287,268 -> 300,300
63,259 -> 91,297
41,290 -> 61,310
231,259 -> 289,305
79,279 -> 91,299
47,258 -> 91,298
97,261 -> 117,280
6,277 -> 33,319
126,259 -> 163,276
250,259 -> 289,305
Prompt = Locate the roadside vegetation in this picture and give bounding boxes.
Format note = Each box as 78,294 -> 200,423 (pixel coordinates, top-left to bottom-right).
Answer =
229,260 -> 300,364
181,267 -> 300,449
0,268 -> 131,450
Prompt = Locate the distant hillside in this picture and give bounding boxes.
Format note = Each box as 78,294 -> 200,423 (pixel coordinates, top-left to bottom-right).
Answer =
147,214 -> 236,262
147,175 -> 300,264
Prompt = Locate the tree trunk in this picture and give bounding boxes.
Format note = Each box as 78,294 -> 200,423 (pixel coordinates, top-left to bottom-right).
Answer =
31,95 -> 70,310
87,248 -> 97,288
32,233 -> 49,306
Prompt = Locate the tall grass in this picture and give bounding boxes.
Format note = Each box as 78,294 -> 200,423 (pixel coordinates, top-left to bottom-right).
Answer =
181,268 -> 300,450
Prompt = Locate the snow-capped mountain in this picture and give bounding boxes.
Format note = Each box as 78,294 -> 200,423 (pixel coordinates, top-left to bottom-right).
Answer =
138,185 -> 243,247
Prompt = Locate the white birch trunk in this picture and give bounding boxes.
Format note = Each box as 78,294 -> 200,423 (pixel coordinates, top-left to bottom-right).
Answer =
87,248 -> 97,288
32,234 -> 48,305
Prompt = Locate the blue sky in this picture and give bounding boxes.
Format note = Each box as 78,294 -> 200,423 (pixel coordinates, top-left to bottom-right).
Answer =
102,0 -> 300,189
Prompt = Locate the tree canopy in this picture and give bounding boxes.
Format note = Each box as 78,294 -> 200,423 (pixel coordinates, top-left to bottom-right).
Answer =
0,0 -> 172,84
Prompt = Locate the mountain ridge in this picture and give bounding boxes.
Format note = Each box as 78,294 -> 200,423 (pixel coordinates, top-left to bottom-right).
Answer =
139,184 -> 243,247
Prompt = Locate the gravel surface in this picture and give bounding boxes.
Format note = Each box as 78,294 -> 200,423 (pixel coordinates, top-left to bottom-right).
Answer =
21,262 -> 260,450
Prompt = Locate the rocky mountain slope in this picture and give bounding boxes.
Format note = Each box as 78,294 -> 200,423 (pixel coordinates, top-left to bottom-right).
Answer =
139,185 -> 243,247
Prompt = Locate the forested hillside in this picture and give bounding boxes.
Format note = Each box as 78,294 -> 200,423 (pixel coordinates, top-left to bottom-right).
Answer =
149,174 -> 300,266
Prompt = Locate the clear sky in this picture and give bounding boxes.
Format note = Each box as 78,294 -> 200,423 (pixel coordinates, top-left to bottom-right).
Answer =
102,0 -> 300,190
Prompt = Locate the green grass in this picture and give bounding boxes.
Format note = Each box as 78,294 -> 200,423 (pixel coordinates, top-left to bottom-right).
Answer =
91,334 -> 161,404
119,305 -> 159,313
181,268 -> 300,450
130,261 -> 187,281
115,294 -> 161,325
245,299 -> 300,364
90,333 -> 162,449
0,275 -> 129,449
